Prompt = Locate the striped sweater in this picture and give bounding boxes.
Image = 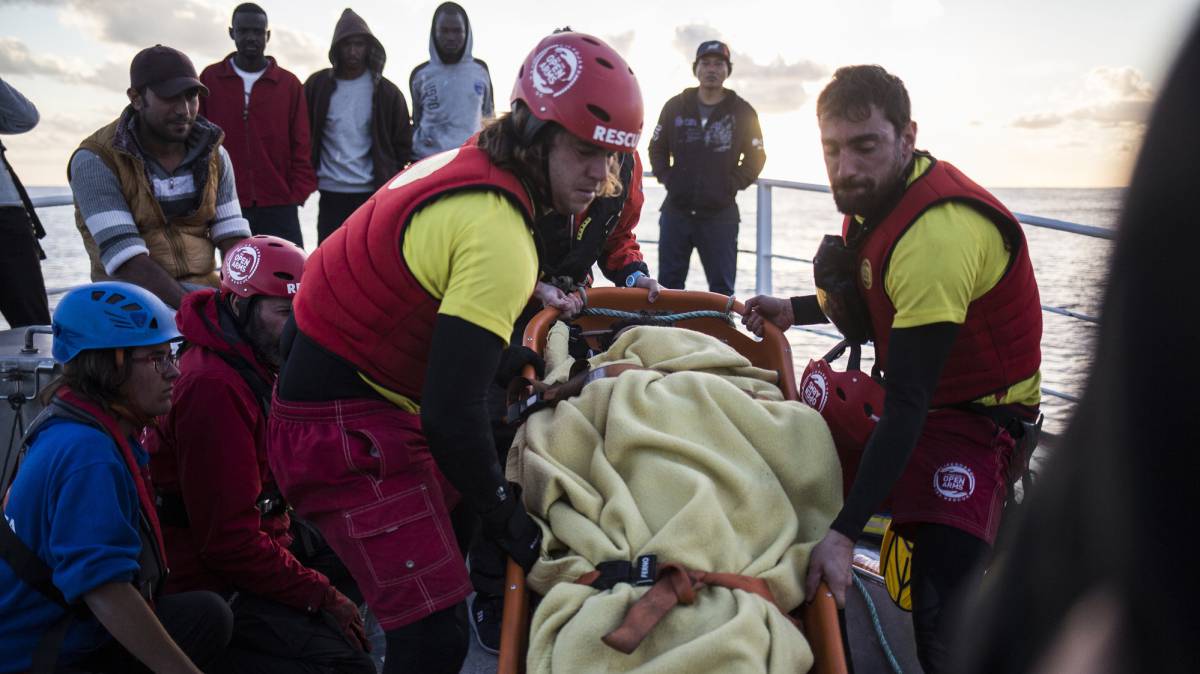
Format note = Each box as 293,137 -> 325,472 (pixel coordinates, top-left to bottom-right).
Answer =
68,110 -> 250,275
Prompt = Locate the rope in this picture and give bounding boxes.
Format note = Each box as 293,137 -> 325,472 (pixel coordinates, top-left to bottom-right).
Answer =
853,570 -> 904,674
579,308 -> 733,324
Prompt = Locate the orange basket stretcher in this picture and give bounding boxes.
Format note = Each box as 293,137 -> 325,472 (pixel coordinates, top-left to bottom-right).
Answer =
496,287 -> 849,674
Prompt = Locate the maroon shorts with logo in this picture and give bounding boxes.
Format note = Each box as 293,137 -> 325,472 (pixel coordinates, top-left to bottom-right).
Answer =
267,395 -> 471,629
888,408 -> 1016,545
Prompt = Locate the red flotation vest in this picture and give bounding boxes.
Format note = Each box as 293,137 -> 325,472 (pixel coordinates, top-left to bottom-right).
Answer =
846,157 -> 1042,406
295,146 -> 536,399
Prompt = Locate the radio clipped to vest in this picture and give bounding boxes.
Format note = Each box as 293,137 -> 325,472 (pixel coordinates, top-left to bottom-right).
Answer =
813,234 -> 874,345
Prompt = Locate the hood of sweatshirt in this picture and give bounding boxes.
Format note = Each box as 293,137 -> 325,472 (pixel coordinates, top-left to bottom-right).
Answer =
327,7 -> 386,76
428,2 -> 474,65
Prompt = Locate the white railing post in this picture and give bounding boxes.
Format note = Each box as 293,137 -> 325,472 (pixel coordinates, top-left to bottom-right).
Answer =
755,182 -> 773,296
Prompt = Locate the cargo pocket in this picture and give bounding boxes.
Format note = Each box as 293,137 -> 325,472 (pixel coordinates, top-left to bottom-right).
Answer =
344,486 -> 453,588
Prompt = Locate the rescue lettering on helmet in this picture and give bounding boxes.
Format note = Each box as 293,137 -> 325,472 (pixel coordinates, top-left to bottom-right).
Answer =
592,125 -> 640,149
286,282 -> 300,295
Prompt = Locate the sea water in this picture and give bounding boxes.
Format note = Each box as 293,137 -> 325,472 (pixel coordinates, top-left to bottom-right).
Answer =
13,183 -> 1122,436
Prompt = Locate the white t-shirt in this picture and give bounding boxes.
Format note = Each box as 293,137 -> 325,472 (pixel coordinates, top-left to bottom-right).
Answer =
230,58 -> 266,109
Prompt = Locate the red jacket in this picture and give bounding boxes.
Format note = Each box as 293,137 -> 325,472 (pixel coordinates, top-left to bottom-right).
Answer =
199,55 -> 318,208
849,156 -> 1042,406
147,289 -> 329,611
296,145 -> 535,398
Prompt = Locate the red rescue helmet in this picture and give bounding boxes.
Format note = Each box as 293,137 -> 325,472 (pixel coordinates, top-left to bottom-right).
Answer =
220,235 -> 307,299
511,31 -> 644,153
800,357 -> 885,460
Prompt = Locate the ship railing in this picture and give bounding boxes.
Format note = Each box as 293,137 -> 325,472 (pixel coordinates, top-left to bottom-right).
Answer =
31,179 -> 1109,405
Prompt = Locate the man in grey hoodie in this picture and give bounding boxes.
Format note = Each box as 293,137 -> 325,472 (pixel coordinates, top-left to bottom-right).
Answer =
409,2 -> 494,161
305,7 -> 412,244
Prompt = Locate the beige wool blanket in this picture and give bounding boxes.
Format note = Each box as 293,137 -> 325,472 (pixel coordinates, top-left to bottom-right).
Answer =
507,325 -> 842,674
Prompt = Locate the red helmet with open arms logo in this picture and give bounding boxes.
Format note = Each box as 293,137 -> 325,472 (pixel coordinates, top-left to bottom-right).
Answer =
800,342 -> 885,497
511,31 -> 644,153
220,235 -> 308,299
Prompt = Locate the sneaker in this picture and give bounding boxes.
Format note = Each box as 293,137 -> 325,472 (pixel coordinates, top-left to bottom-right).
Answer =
469,593 -> 502,655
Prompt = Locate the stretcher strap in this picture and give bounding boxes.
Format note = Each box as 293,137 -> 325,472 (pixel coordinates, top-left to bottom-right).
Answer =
578,562 -> 798,654
505,363 -> 652,424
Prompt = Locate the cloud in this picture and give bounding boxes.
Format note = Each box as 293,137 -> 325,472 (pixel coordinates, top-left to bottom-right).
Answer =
0,37 -> 127,90
605,30 -> 635,57
1087,66 -> 1154,100
1013,66 -> 1154,130
671,24 -> 828,113
1013,113 -> 1065,129
62,0 -> 228,55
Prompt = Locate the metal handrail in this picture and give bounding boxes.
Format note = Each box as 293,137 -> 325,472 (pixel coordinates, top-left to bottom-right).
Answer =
29,180 -> 1105,402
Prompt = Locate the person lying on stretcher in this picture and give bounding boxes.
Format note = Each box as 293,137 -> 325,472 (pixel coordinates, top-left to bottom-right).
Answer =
499,321 -> 844,673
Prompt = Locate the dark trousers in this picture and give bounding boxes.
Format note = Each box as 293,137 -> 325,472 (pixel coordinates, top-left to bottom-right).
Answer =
910,523 -> 990,674
61,591 -> 233,673
382,604 -> 468,674
657,203 -> 740,296
0,206 -> 50,327
210,593 -> 375,674
316,191 -> 372,245
243,205 -> 303,248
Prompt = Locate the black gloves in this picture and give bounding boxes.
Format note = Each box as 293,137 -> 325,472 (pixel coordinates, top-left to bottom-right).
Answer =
494,346 -> 545,389
478,482 -> 543,573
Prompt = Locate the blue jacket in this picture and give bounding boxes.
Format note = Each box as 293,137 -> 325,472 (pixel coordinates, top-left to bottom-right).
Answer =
0,418 -> 147,672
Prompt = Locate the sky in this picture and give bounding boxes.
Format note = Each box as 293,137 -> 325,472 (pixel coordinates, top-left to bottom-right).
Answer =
1,0 -> 1196,188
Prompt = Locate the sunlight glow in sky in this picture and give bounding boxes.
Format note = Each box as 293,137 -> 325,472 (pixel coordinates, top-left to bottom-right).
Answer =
1,0 -> 1195,187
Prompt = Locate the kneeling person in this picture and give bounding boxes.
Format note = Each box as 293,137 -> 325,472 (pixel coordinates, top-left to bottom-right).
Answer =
0,282 -> 231,673
147,236 -> 373,673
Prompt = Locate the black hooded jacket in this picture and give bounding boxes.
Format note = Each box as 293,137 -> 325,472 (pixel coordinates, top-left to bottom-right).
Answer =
303,8 -> 412,188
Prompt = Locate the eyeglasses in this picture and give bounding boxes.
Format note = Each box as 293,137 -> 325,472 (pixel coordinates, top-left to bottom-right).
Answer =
128,352 -> 179,374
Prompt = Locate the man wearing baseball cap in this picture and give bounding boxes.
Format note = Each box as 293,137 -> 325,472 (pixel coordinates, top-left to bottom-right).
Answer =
68,44 -> 252,309
648,39 -> 766,296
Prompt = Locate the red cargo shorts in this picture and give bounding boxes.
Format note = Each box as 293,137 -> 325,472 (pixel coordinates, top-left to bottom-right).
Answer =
267,394 -> 471,629
889,408 -> 1016,545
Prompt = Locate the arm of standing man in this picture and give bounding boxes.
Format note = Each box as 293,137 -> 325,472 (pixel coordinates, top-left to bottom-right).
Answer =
0,77 -> 39,134
68,149 -> 190,308
480,62 -> 495,119
805,323 -> 957,606
391,87 -> 414,169
647,100 -> 674,186
731,101 -> 766,191
287,74 -> 318,205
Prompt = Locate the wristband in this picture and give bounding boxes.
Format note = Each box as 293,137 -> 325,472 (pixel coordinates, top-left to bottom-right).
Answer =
625,271 -> 646,288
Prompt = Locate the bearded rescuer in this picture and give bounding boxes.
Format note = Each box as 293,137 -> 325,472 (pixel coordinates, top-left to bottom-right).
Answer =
145,235 -> 374,674
743,65 -> 1042,674
267,32 -> 644,674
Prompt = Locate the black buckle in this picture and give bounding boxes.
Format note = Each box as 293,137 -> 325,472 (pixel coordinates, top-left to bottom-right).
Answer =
589,555 -> 658,591
505,392 -> 550,425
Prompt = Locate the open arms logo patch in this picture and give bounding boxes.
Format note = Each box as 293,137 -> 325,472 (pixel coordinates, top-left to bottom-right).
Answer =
530,44 -> 582,98
226,245 -> 260,284
933,462 -> 976,502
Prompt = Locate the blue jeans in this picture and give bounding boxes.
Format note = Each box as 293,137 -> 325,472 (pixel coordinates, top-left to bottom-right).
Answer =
657,203 -> 740,296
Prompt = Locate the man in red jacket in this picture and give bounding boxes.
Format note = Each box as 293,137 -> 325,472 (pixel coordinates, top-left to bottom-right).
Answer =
147,236 -> 374,674
199,3 -> 317,247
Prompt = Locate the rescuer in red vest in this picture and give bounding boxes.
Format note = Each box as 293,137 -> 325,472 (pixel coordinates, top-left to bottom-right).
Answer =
266,32 -> 643,674
743,65 -> 1042,673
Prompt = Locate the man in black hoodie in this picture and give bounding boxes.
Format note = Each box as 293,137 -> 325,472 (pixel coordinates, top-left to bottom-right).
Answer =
305,8 -> 412,244
648,40 -> 766,296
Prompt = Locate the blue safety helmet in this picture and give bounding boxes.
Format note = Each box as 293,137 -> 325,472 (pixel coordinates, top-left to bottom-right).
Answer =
51,282 -> 182,364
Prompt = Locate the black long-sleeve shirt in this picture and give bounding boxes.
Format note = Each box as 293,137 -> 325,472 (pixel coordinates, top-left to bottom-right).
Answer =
647,87 -> 765,214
